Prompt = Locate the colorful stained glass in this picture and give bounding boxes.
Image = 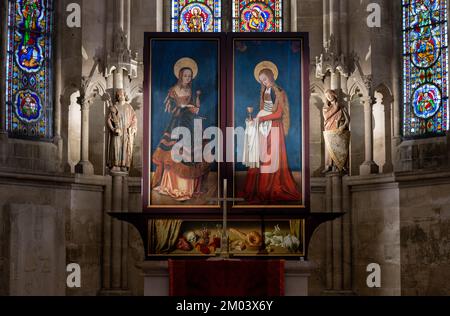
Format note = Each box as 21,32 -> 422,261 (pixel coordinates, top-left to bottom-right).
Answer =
172,0 -> 221,32
6,0 -> 53,139
403,0 -> 449,138
232,0 -> 283,32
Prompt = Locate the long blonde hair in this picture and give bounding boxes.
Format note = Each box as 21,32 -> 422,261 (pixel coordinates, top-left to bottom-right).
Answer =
259,69 -> 291,135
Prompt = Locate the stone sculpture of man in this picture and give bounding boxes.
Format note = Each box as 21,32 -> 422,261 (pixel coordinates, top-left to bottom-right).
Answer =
322,89 -> 350,173
106,89 -> 138,172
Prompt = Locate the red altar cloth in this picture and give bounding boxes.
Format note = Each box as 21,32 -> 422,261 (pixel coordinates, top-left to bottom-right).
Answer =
169,259 -> 285,296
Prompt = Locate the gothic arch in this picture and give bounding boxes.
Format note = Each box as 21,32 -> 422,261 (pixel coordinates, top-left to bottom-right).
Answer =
373,83 -> 394,173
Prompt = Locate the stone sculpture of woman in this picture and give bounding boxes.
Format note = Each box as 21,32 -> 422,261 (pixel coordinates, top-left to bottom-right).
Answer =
322,89 -> 350,173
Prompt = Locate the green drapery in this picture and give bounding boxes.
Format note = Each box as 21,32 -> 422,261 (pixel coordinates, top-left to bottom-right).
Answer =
148,219 -> 183,254
289,219 -> 302,240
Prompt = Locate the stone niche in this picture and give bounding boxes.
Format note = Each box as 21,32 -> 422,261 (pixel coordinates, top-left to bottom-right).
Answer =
2,204 -> 65,296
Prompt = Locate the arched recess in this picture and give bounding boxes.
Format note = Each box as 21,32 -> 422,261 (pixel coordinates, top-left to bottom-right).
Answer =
60,84 -> 80,172
127,83 -> 144,177
310,82 -> 326,176
68,91 -> 81,173
348,84 -> 366,176
373,83 -> 394,173
87,81 -> 107,176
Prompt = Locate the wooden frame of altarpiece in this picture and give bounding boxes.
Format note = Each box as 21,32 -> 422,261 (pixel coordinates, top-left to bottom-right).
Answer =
110,33 -> 342,260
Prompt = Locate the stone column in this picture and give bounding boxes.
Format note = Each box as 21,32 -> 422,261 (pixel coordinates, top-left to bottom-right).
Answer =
330,71 -> 341,91
323,0 -> 330,46
325,172 -> 343,292
125,0 -> 131,48
360,97 -> 379,175
163,0 -> 171,32
323,172 -> 354,295
100,0 -> 136,296
121,175 -> 129,289
111,171 -> 124,289
282,0 -> 290,32
75,99 -> 94,175
101,178 -> 112,290
156,0 -> 164,32
342,177 -> 352,291
290,0 -> 298,32
329,0 -> 340,43
101,170 -> 131,295
325,174 -> 333,290
339,0 -> 348,55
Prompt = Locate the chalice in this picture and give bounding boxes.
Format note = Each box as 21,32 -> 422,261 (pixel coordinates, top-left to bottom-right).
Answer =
247,107 -> 254,121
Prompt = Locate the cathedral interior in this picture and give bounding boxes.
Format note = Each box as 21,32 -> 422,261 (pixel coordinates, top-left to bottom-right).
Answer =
1,0 -> 450,296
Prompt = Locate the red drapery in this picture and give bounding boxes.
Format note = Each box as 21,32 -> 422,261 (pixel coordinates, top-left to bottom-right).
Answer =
169,259 -> 285,296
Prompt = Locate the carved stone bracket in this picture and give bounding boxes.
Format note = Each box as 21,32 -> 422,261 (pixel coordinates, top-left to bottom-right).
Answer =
315,35 -> 354,80
105,29 -> 138,80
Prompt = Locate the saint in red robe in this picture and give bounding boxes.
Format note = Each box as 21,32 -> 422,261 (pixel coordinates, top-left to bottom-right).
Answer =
241,85 -> 301,203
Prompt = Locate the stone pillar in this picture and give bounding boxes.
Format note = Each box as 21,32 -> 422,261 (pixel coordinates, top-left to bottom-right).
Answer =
342,177 -> 352,291
100,170 -> 130,295
339,0 -> 348,55
125,0 -> 131,48
121,175 -> 129,289
330,71 -> 341,91
290,0 -> 298,32
101,178 -> 112,291
163,0 -> 171,32
100,0 -> 136,295
329,0 -> 340,43
156,0 -> 164,32
327,172 -> 343,291
323,0 -> 330,46
360,96 -> 379,175
75,100 -> 94,175
323,172 -> 354,295
325,174 -> 333,290
111,172 -> 123,289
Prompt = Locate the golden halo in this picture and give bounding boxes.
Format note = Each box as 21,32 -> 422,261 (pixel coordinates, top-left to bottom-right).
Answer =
174,57 -> 198,80
254,61 -> 279,83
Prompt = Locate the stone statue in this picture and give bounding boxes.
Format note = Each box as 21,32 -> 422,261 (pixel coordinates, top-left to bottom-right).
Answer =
106,89 -> 137,172
322,89 -> 350,173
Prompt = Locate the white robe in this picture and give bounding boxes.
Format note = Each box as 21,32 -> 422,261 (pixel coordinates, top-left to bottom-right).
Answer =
242,96 -> 274,169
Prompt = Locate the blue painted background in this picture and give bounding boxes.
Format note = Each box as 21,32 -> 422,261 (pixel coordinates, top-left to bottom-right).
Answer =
150,40 -> 219,171
234,40 -> 302,172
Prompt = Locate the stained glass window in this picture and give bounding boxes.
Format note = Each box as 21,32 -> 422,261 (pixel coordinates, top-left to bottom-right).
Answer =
232,0 -> 283,32
403,0 -> 449,138
5,0 -> 54,140
171,0 -> 221,32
